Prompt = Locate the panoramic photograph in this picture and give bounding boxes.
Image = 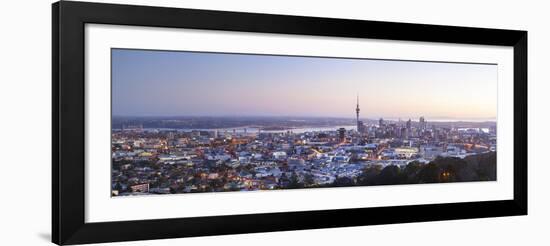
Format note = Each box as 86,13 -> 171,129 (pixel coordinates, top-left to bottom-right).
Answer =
110,48 -> 497,197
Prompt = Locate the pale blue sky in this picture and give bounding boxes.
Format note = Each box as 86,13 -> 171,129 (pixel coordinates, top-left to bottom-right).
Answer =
112,49 -> 497,120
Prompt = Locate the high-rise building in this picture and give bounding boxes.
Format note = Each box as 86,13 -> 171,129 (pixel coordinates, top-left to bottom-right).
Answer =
405,119 -> 412,139
419,116 -> 426,131
379,118 -> 384,128
338,128 -> 346,143
357,121 -> 365,133
400,127 -> 407,139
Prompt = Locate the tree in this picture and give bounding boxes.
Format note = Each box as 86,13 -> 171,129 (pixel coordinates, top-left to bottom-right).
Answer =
357,165 -> 382,185
403,161 -> 423,182
333,176 -> 354,187
417,163 -> 440,183
169,186 -> 177,194
431,156 -> 468,182
376,165 -> 405,185
113,182 -> 122,192
465,151 -> 496,181
303,173 -> 315,187
287,173 -> 304,189
228,182 -> 241,191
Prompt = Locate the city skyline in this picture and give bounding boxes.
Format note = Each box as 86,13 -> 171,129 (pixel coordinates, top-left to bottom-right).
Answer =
111,48 -> 498,196
112,49 -> 497,120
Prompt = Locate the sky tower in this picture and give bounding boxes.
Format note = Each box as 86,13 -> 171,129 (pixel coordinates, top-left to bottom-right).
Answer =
356,94 -> 360,126
355,94 -> 364,134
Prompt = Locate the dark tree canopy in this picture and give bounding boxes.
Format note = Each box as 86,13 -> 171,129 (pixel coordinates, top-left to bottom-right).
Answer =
355,152 -> 496,187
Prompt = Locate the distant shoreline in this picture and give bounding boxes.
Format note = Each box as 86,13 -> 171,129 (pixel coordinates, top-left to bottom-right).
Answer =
112,115 -> 497,123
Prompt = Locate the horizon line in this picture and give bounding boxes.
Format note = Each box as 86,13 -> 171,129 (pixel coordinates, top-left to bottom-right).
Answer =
112,115 -> 497,122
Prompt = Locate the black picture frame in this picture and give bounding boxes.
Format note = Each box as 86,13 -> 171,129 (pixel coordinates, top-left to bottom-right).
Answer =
52,1 -> 527,245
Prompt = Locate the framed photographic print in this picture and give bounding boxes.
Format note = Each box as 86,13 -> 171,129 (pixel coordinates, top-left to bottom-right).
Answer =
52,1 -> 527,245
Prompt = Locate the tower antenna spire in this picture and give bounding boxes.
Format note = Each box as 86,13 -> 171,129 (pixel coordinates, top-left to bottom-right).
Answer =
355,93 -> 361,133
356,93 -> 360,120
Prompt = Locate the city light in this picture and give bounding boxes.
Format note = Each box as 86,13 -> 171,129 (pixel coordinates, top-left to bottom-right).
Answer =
111,99 -> 497,196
